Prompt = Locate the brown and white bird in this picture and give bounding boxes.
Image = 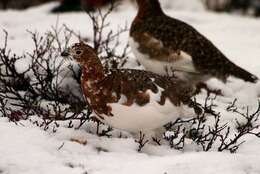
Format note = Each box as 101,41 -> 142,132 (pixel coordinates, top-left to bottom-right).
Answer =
129,0 -> 258,86
61,42 -> 201,135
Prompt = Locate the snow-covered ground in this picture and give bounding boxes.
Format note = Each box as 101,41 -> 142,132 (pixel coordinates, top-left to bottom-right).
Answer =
1,1 -> 260,174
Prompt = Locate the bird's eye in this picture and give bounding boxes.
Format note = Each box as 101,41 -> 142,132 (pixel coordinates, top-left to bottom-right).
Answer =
76,50 -> 82,55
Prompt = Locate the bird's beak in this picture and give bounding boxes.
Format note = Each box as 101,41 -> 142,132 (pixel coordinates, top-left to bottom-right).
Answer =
61,49 -> 70,57
61,48 -> 74,61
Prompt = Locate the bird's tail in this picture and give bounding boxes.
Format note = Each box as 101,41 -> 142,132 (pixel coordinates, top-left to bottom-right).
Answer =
229,62 -> 258,83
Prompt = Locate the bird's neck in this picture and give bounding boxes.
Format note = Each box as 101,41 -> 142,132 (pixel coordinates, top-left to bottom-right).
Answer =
135,0 -> 164,20
80,57 -> 114,117
81,57 -> 105,83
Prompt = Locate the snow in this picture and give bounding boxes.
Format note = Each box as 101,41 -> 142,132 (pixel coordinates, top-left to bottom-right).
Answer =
1,116 -> 260,174
1,1 -> 260,174
161,0 -> 205,11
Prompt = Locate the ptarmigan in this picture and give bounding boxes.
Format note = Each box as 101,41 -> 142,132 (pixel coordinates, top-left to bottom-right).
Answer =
129,0 -> 258,86
61,42 -> 201,137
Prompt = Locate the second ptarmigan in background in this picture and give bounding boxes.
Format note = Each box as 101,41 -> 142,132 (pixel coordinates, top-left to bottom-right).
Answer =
129,0 -> 258,88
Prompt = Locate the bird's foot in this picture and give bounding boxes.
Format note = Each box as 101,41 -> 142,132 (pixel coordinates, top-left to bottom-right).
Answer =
134,128 -> 166,150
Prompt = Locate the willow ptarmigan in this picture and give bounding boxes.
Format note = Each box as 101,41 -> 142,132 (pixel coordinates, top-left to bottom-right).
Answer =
129,0 -> 258,85
61,42 -> 201,134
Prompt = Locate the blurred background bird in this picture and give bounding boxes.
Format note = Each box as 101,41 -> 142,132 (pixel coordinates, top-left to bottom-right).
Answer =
129,0 -> 258,93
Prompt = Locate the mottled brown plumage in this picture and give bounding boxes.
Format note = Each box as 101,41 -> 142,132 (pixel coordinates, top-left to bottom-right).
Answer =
130,0 -> 258,84
62,42 -> 201,132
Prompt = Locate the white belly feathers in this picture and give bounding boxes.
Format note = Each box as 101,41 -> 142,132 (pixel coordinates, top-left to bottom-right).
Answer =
99,89 -> 194,133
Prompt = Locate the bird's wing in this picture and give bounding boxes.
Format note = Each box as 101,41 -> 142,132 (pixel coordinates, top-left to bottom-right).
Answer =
106,69 -> 195,105
131,32 -> 199,74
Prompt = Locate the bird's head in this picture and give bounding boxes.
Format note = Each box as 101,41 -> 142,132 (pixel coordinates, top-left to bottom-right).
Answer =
61,42 -> 98,65
135,0 -> 163,17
